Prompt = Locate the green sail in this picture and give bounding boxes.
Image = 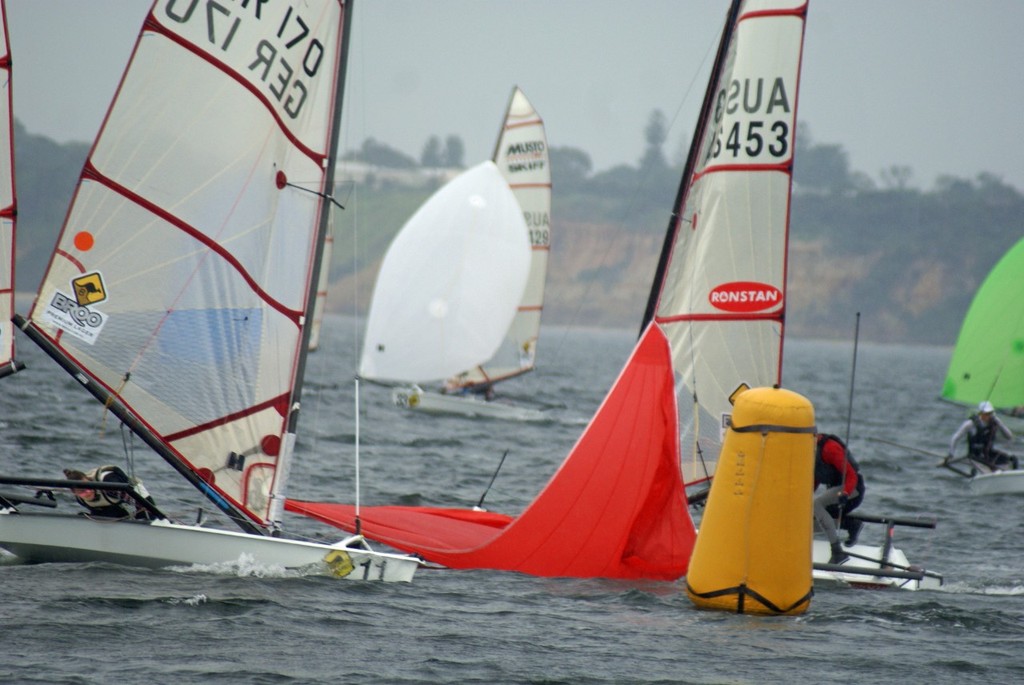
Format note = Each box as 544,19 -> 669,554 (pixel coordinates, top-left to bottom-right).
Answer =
941,237 -> 1024,409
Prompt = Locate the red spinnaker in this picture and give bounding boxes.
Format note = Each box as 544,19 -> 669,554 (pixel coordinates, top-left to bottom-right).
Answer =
287,324 -> 696,579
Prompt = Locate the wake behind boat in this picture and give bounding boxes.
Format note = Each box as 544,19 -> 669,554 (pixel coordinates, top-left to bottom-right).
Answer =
0,0 -> 418,581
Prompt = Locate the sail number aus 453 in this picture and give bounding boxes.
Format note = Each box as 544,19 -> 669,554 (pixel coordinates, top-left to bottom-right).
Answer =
706,120 -> 789,162
704,76 -> 793,163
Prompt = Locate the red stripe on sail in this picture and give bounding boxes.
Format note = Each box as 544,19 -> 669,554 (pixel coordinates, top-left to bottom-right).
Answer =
143,15 -> 326,168
81,161 -> 303,326
165,392 -> 291,443
656,311 -> 783,324
505,119 -> 542,130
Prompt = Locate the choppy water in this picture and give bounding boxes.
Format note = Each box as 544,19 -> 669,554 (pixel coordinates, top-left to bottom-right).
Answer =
2,316 -> 1022,684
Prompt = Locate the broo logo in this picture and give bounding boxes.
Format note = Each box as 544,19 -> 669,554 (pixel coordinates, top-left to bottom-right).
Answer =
709,281 -> 781,313
41,271 -> 109,345
73,272 -> 107,306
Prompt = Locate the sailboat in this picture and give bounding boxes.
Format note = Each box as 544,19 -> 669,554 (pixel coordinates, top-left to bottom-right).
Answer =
288,0 -> 941,590
0,0 -> 418,581
363,87 -> 551,421
940,236 -> 1024,495
0,0 -> 20,382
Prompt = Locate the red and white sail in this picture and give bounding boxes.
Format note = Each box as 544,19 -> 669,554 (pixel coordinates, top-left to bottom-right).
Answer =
447,86 -> 551,391
24,0 -> 350,527
643,0 -> 808,487
0,0 -> 19,379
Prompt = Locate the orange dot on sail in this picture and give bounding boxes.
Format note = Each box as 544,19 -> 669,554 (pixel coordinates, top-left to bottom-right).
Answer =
74,231 -> 95,251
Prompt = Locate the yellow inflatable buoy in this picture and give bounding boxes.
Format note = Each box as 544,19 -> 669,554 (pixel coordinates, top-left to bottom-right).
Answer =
686,386 -> 815,615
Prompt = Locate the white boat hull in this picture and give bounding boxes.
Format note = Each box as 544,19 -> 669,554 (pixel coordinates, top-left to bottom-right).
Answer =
0,510 -> 419,582
811,539 -> 941,591
392,385 -> 547,421
969,469 -> 1024,495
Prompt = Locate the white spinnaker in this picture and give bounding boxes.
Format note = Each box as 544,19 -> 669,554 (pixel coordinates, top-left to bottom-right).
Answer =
26,1 -> 347,524
0,0 -> 15,374
360,161 -> 531,383
449,87 -> 551,389
650,0 -> 807,485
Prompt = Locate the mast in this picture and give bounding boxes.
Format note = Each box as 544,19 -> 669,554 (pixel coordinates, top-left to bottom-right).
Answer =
290,0 -> 353,414
268,0 -> 355,525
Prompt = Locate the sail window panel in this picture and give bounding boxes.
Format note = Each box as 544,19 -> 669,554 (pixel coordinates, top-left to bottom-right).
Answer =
166,406 -> 286,515
666,317 -> 782,483
33,184 -> 297,432
88,41 -> 323,313
150,0 -> 341,152
658,171 -> 789,318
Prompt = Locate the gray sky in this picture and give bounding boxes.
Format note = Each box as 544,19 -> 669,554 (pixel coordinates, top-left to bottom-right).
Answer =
7,1 -> 1024,190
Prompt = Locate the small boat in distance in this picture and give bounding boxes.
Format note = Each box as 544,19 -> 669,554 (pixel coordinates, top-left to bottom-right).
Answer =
363,87 -> 552,421
940,237 -> 1024,494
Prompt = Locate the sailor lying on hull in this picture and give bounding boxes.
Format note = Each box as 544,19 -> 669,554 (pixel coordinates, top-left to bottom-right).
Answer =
63,465 -> 158,520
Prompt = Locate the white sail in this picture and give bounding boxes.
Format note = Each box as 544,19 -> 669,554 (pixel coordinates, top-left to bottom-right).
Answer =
447,86 -> 551,390
24,0 -> 349,527
643,0 -> 808,486
359,161 -> 531,384
0,0 -> 18,379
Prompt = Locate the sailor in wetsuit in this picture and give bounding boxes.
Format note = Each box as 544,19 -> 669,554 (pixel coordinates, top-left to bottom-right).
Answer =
948,401 -> 1018,472
813,433 -> 866,563
64,465 -> 156,519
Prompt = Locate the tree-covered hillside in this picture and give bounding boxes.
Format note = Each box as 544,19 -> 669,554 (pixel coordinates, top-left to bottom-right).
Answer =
12,116 -> 1022,345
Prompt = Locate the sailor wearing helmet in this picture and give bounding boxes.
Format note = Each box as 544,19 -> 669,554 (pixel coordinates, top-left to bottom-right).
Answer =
948,401 -> 1019,472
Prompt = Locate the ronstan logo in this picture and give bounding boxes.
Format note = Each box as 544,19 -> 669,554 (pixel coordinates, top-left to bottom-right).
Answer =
708,281 -> 782,312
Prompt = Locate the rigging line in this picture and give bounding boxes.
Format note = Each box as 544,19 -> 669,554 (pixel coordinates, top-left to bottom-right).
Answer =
844,312 -> 861,447
475,450 -> 509,511
285,181 -> 345,211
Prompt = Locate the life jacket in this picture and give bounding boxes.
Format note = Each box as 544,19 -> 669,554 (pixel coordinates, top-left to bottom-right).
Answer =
967,414 -> 996,455
814,433 -> 861,488
75,465 -> 131,510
